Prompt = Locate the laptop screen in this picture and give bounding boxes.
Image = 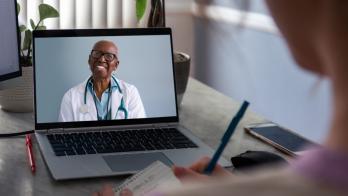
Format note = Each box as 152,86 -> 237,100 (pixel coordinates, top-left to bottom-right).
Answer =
33,28 -> 178,129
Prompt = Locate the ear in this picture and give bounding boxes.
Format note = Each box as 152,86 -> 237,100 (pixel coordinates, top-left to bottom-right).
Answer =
88,55 -> 92,66
115,60 -> 119,70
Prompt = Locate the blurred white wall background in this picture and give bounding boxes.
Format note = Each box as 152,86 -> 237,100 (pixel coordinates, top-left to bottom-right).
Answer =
18,0 -> 331,143
192,0 -> 331,143
17,0 -> 193,55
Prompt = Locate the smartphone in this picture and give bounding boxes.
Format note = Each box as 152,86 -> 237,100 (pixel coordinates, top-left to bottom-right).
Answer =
245,123 -> 317,156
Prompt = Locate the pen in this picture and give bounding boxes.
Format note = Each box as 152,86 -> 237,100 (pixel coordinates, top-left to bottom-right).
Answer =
203,101 -> 249,175
25,134 -> 36,173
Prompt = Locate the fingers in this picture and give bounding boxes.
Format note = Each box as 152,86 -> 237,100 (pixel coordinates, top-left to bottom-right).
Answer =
120,188 -> 133,196
92,192 -> 100,196
175,157 -> 232,179
102,185 -> 114,196
92,184 -> 114,196
189,156 -> 211,172
172,165 -> 210,183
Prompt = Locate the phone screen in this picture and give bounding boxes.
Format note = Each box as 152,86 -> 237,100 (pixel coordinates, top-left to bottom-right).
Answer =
249,126 -> 315,152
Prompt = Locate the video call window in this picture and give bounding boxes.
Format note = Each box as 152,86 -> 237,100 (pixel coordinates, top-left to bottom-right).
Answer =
34,35 -> 177,124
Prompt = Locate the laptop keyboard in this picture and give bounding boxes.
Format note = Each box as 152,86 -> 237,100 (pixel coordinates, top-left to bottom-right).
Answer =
47,128 -> 198,156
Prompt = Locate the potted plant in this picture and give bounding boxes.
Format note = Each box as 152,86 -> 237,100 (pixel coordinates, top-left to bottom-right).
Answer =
135,0 -> 165,27
0,3 -> 59,112
124,0 -> 165,27
18,3 -> 59,67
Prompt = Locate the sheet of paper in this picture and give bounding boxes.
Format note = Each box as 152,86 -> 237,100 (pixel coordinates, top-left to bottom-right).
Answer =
114,161 -> 181,196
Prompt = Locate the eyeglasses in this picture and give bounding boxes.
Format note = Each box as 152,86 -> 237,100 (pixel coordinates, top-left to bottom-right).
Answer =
90,50 -> 117,62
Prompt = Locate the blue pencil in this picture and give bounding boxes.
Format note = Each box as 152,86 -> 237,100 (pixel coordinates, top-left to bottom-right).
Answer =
203,101 -> 249,175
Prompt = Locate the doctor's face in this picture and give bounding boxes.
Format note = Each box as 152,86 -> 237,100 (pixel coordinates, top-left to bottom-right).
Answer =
88,41 -> 119,81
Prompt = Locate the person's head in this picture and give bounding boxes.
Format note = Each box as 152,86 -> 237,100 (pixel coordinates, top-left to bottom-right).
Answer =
266,1 -> 348,150
88,40 -> 120,81
265,0 -> 348,81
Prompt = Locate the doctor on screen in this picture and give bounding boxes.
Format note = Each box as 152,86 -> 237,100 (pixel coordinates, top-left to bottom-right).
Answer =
58,40 -> 146,122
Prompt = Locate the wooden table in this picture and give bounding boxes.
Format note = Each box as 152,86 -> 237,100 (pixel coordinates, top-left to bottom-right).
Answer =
0,78 -> 280,196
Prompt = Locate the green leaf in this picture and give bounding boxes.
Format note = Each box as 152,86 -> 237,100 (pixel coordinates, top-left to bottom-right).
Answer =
30,19 -> 36,30
22,30 -> 32,51
39,4 -> 59,21
19,25 -> 27,32
136,0 -> 147,21
17,3 -> 20,15
36,26 -> 46,30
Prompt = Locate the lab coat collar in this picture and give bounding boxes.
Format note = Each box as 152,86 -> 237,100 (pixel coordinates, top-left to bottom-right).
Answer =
86,76 -> 119,94
110,79 -> 124,119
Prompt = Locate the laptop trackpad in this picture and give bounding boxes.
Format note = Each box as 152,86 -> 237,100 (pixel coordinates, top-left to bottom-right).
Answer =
103,152 -> 173,172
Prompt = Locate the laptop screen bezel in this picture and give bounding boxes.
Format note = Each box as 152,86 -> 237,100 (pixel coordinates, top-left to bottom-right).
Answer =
33,28 -> 179,130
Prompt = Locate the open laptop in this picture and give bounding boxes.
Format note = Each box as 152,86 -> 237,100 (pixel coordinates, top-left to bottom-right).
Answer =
33,28 -> 231,180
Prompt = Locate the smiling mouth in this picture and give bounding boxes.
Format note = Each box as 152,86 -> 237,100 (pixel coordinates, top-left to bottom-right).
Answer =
96,64 -> 108,69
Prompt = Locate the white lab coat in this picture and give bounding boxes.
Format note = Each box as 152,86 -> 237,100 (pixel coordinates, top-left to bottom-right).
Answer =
58,77 -> 146,122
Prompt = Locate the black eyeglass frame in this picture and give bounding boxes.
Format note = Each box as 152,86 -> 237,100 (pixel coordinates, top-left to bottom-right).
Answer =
90,50 -> 118,62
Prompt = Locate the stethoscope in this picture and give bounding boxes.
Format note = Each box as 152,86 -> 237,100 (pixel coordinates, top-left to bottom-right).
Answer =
79,75 -> 128,120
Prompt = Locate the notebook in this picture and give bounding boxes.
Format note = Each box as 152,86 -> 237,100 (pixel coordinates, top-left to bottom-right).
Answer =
33,28 -> 231,180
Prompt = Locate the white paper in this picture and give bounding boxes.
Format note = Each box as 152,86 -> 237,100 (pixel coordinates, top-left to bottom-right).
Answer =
114,161 -> 181,196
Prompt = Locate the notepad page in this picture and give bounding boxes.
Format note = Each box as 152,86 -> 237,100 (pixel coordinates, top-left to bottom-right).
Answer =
114,161 -> 181,196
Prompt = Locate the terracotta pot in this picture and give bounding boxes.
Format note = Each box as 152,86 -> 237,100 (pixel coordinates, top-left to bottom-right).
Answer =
0,67 -> 34,112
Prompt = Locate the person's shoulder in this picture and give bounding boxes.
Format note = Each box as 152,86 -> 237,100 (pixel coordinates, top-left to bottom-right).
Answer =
165,167 -> 345,196
64,79 -> 88,95
114,77 -> 137,91
216,168 -> 344,196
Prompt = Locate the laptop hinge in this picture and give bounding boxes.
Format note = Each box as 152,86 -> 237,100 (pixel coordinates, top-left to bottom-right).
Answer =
44,122 -> 179,133
47,128 -> 65,134
152,122 -> 178,128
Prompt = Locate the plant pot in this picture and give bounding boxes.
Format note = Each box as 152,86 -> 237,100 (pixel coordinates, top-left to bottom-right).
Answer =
174,52 -> 190,107
0,67 -> 34,112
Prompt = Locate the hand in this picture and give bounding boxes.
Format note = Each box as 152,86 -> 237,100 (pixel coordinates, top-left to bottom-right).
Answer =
92,185 -> 133,196
172,156 -> 232,183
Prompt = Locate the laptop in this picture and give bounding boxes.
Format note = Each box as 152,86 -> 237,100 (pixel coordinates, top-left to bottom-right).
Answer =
33,28 -> 231,180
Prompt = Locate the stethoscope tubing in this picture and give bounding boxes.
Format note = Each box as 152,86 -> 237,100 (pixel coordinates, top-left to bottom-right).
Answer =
83,75 -> 128,119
